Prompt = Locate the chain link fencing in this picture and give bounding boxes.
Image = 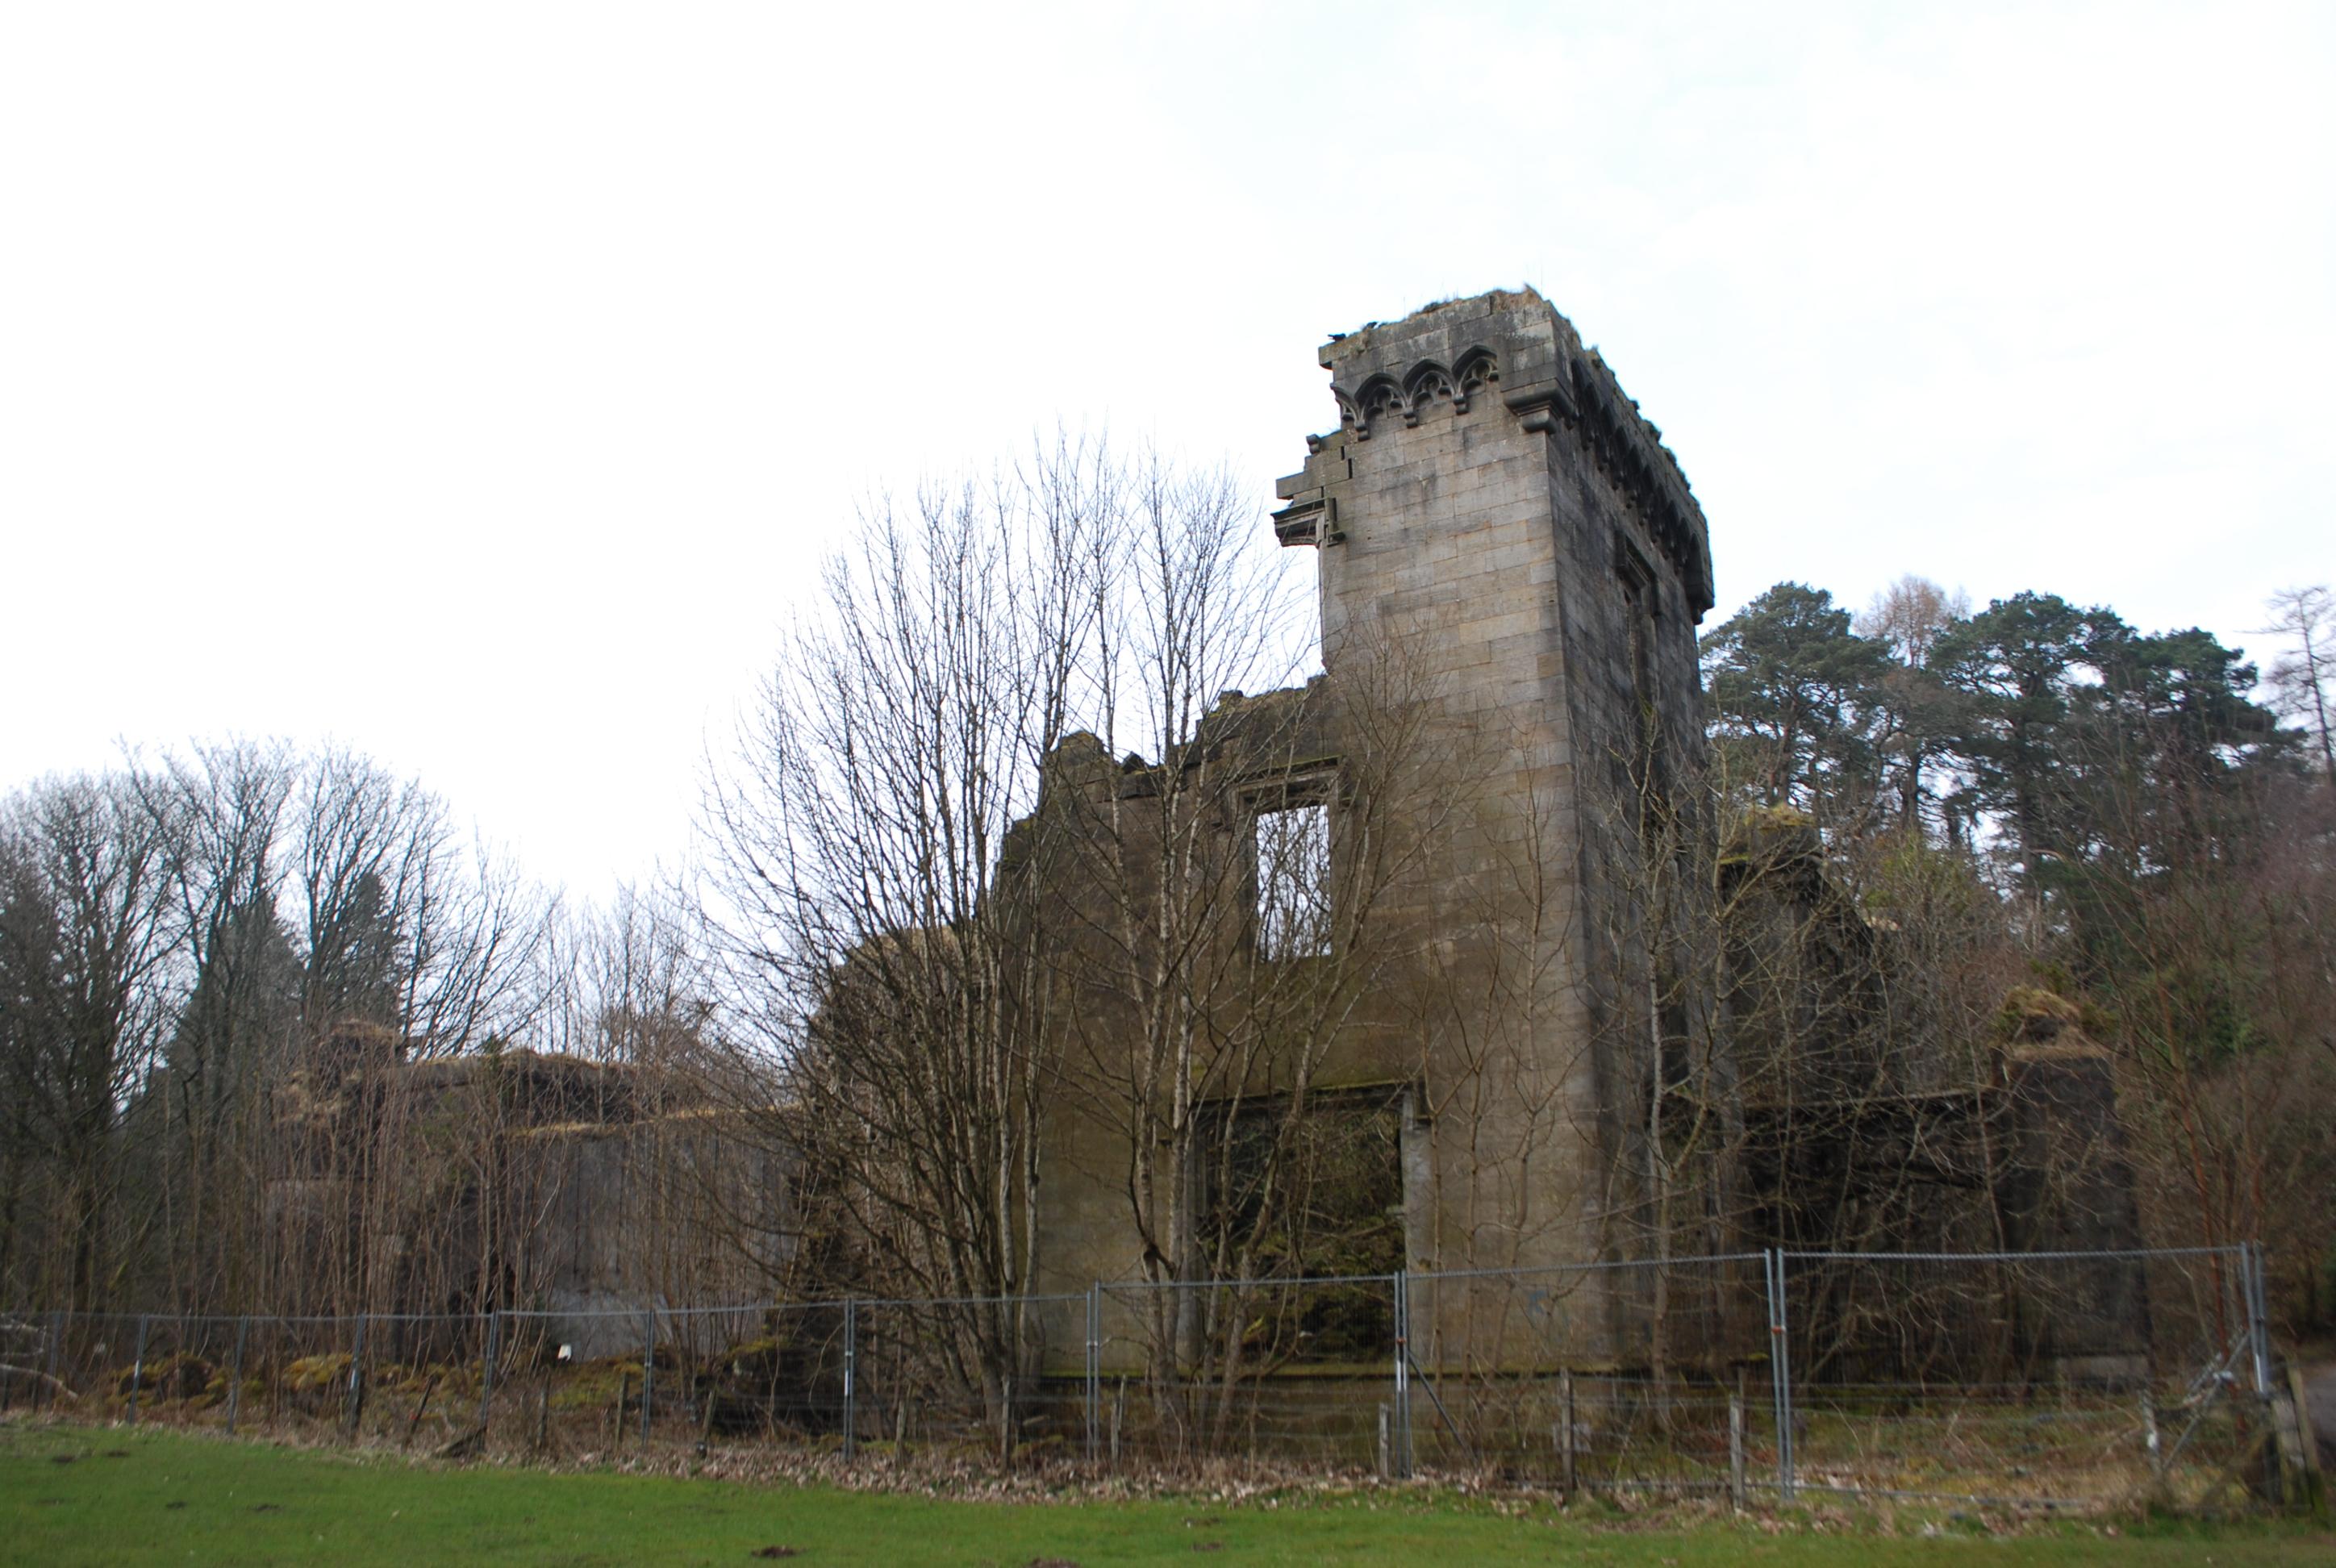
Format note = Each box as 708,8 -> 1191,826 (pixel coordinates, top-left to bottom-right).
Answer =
1,1244 -> 2283,1511
1094,1273 -> 1401,1470
1403,1253 -> 1775,1497
1775,1246 -> 2271,1508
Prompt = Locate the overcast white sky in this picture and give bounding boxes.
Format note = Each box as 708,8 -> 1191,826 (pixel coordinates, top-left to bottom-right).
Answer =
4,2 -> 2330,900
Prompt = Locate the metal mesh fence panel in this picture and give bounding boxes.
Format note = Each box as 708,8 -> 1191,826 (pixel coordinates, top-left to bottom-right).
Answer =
138,1316 -> 238,1434
697,1301 -> 845,1453
48,1312 -> 202,1428
1098,1275 -> 1400,1473
252,1316 -> 365,1441
346,1314 -> 481,1449
1406,1254 -> 1773,1495
0,1311 -> 60,1415
852,1295 -> 1086,1462
494,1307 -> 670,1458
130,1315 -> 197,1427
40,1312 -> 130,1423
2,1244 -> 2291,1509
1779,1249 -> 2262,1506
647,1302 -> 793,1454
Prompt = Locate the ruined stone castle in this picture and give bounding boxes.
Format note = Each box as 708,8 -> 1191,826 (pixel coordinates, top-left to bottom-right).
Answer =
257,288 -> 2142,1389
1027,286 -> 2141,1380
1028,288 -> 1738,1369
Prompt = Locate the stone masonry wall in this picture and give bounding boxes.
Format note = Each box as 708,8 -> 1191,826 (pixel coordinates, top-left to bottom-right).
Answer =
1033,288 -> 1728,1374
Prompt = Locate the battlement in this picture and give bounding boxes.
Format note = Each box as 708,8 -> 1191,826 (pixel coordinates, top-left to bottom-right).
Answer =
1033,284 -> 1740,1345
1275,286 -> 1713,616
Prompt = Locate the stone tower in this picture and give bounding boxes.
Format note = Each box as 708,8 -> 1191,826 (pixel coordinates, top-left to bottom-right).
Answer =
1030,288 -> 1729,1371
1272,289 -> 1725,1343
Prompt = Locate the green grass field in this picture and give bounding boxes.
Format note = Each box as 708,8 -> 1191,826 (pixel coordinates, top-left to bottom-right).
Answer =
2,1420 -> 2326,1566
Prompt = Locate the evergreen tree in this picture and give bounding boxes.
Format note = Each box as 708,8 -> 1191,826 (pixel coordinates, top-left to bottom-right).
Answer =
1929,592 -> 2125,893
1856,575 -> 1970,835
1700,582 -> 1892,832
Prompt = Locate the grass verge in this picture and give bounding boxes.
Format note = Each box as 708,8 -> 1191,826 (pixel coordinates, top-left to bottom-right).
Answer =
2,1419 -> 2328,1566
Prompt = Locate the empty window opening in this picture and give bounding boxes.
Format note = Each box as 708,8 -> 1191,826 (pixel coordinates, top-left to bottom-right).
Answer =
1198,1086 -> 1408,1361
1254,799 -> 1332,960
1615,532 -> 1667,801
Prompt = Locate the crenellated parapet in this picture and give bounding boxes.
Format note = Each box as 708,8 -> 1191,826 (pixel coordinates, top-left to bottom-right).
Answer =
1038,284 -> 1737,1353
1564,345 -> 1714,617
1272,287 -> 1714,616
1327,341 -> 1508,435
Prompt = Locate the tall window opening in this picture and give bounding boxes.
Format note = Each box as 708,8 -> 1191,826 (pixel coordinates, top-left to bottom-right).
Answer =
1616,534 -> 1666,799
1254,798 -> 1332,961
1197,1085 -> 1408,1360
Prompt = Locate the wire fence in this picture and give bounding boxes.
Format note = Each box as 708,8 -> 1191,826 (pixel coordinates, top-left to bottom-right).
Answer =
0,1245 -> 2285,1511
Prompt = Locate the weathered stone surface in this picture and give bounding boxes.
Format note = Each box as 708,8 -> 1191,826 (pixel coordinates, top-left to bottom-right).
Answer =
1029,289 -> 2143,1387
1034,288 -> 1727,1371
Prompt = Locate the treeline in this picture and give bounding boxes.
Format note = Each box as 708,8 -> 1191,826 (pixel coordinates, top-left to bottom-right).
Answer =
1702,578 -> 2336,1320
0,742 -> 703,1316
3,511 -> 2331,1340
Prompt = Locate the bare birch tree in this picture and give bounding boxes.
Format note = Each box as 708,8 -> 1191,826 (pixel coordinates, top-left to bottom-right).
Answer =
2263,584 -> 2336,787
1021,470 -> 1462,1444
697,436 -> 1115,1443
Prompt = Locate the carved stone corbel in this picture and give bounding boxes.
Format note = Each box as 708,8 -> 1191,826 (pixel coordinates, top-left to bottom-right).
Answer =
1270,496 -> 1339,548
1501,378 -> 1576,434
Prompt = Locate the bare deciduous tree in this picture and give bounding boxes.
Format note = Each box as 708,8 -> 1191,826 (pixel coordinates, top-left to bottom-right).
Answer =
2262,584 -> 2336,787
134,739 -> 298,1312
294,746 -> 542,1055
696,437 -> 1118,1443
0,774 -> 177,1311
1858,575 -> 1971,833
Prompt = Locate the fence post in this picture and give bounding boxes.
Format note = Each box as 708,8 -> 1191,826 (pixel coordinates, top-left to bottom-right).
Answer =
477,1309 -> 499,1432
346,1315 -> 369,1438
2143,1387 -> 2164,1487
1765,1249 -> 1795,1501
2287,1363 -> 2325,1506
127,1314 -> 149,1425
1559,1369 -> 1576,1492
1000,1369 -> 1015,1462
226,1317 -> 248,1435
43,1311 -> 64,1413
1376,1403 -> 1390,1479
2244,1242 -> 2272,1396
641,1310 -> 657,1445
1729,1386 -> 1746,1510
1085,1283 -> 1101,1466
1391,1270 -> 1412,1479
840,1299 -> 857,1462
2245,1241 -> 2282,1503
